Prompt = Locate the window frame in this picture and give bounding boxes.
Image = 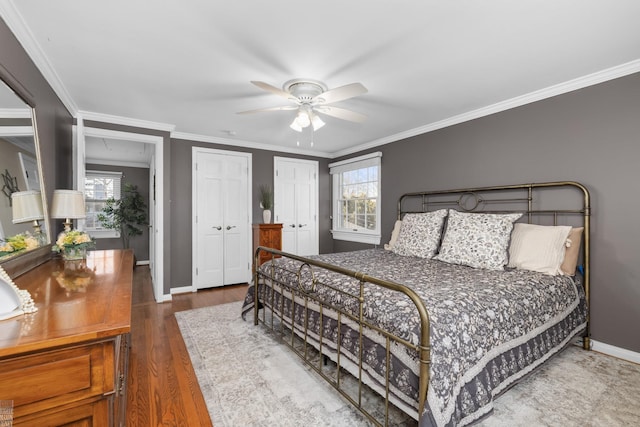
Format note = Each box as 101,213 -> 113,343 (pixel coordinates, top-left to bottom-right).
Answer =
329,152 -> 382,245
83,170 -> 123,239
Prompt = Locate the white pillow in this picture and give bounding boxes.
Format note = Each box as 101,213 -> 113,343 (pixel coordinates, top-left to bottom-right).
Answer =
383,220 -> 402,250
392,210 -> 448,258
435,210 -> 522,270
507,223 -> 572,275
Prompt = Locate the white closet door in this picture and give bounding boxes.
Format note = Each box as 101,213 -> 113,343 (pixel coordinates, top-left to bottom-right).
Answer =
274,157 -> 318,256
222,156 -> 249,284
275,160 -> 298,253
194,149 -> 251,289
195,152 -> 225,288
293,162 -> 317,256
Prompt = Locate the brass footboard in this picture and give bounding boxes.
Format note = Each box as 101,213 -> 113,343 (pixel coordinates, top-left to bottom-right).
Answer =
253,247 -> 430,426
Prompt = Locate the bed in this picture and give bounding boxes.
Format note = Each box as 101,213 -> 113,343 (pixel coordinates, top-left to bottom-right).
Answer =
241,181 -> 591,426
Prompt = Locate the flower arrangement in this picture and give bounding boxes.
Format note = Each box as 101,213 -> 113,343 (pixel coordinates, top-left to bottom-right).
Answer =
52,230 -> 96,260
0,232 -> 40,257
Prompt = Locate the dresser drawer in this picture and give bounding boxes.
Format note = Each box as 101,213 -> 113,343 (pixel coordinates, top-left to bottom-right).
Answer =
0,341 -> 114,419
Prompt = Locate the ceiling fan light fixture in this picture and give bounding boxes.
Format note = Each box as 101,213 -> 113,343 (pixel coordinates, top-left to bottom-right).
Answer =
289,119 -> 303,132
311,114 -> 325,131
296,109 -> 311,128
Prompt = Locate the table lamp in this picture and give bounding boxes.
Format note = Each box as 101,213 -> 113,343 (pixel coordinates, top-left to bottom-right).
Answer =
11,190 -> 44,235
50,189 -> 85,232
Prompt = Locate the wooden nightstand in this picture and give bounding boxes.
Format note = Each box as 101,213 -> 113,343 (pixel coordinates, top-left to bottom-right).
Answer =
252,223 -> 283,265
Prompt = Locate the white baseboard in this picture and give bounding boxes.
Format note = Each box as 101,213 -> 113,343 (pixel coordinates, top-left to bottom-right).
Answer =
592,339 -> 640,364
161,293 -> 172,302
136,259 -> 150,266
170,286 -> 196,295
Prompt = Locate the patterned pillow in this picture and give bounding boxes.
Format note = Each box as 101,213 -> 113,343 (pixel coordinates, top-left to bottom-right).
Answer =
392,210 -> 448,258
435,210 -> 523,270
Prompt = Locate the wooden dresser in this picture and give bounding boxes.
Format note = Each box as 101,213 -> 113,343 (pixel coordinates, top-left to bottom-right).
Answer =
0,249 -> 133,426
252,223 -> 283,265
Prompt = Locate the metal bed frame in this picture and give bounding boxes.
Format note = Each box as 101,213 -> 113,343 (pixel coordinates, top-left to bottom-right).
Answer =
252,181 -> 591,426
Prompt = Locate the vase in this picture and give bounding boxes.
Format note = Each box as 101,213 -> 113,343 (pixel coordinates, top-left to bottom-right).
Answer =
62,246 -> 87,261
263,209 -> 272,224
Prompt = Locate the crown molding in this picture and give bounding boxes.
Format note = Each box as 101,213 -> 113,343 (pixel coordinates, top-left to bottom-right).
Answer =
0,0 -> 78,115
171,131 -> 333,158
0,108 -> 31,118
79,110 -> 175,133
0,125 -> 32,137
331,59 -> 640,158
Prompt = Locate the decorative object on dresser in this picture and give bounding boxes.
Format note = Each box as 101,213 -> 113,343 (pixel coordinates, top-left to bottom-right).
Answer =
0,249 -> 133,426
258,184 -> 273,224
252,223 -> 282,266
50,189 -> 86,232
11,190 -> 44,238
52,229 -> 95,261
0,265 -> 36,321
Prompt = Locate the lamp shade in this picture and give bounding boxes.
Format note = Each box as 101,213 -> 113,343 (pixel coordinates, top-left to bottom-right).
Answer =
11,190 -> 44,223
50,190 -> 86,219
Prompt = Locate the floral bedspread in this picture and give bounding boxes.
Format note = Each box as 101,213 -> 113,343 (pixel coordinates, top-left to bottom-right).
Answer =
241,249 -> 587,427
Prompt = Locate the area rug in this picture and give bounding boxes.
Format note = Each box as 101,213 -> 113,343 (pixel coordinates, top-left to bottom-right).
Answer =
175,301 -> 640,427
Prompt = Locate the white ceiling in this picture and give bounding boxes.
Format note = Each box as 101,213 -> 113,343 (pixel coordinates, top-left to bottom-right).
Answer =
2,0 -> 640,158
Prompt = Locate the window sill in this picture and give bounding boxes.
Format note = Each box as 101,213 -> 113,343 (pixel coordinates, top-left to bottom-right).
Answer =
331,230 -> 380,245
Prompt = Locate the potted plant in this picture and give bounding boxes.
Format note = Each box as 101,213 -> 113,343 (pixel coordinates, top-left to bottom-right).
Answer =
259,184 -> 273,223
97,183 -> 148,258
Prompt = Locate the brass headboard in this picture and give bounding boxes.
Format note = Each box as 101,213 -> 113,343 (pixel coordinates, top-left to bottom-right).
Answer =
398,181 -> 591,348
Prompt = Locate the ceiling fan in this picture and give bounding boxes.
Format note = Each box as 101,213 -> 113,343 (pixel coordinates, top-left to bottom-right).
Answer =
237,79 -> 368,132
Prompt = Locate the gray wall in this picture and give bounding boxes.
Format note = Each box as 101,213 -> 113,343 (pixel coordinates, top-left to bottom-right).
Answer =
86,163 -> 150,261
0,17 -> 73,243
334,72 -> 640,353
169,138 -> 332,288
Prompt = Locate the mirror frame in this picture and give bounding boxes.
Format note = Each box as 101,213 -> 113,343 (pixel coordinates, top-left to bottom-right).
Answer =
0,64 -> 52,278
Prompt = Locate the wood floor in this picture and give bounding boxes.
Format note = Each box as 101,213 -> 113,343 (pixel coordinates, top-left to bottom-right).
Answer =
126,266 -> 247,426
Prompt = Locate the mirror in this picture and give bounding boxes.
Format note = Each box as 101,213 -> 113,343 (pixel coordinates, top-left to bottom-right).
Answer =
0,78 -> 50,263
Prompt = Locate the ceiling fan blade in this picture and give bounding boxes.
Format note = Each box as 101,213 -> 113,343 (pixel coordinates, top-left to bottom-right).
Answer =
313,82 -> 367,105
315,106 -> 367,123
251,81 -> 299,103
237,105 -> 299,115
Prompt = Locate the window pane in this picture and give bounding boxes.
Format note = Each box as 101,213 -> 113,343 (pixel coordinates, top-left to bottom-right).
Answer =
368,166 -> 378,181
85,172 -> 121,230
368,182 -> 378,197
366,214 -> 376,230
366,199 -> 376,214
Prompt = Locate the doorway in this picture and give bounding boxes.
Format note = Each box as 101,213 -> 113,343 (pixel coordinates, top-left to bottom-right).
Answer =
78,125 -> 165,302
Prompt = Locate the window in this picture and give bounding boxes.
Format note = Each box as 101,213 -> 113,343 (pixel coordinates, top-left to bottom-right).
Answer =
84,170 -> 122,238
330,152 -> 381,244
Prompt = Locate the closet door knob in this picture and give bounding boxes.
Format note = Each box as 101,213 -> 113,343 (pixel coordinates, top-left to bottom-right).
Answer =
298,224 -> 307,228
226,225 -> 236,230
213,226 -> 222,230
289,224 -> 296,228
